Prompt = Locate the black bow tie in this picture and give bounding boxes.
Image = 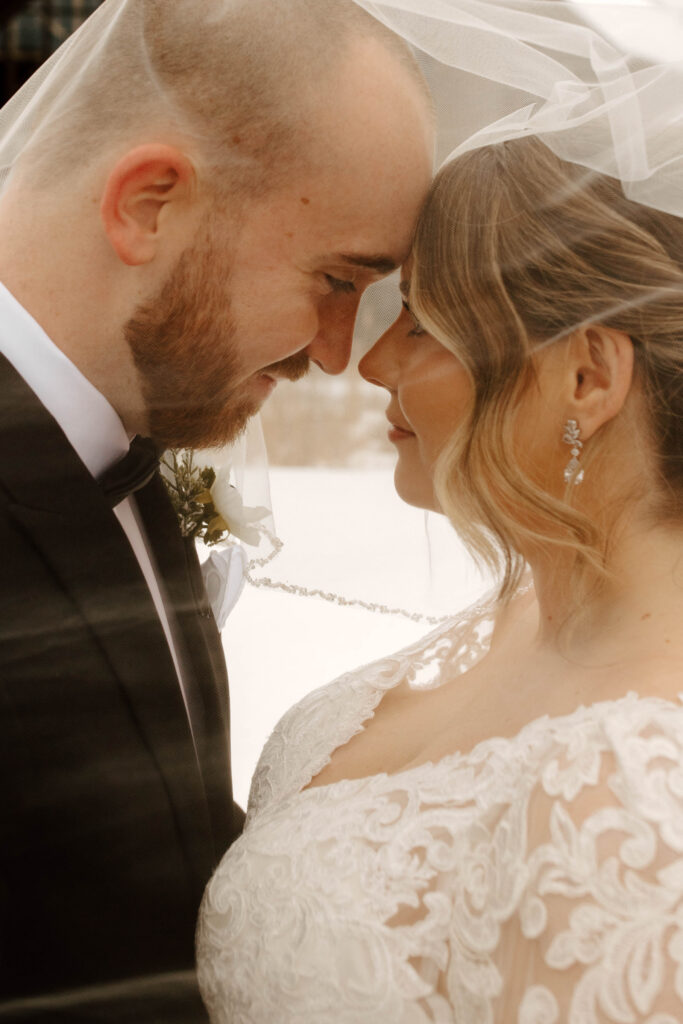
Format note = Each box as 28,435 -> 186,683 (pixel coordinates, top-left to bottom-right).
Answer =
99,436 -> 160,508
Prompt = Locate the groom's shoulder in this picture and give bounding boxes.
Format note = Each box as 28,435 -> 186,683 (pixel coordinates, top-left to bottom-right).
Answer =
0,358 -> 104,515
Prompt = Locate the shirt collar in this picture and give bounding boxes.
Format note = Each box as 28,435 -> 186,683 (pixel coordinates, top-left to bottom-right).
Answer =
0,281 -> 130,479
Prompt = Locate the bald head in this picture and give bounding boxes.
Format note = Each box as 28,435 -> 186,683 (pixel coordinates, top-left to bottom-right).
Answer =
14,0 -> 432,197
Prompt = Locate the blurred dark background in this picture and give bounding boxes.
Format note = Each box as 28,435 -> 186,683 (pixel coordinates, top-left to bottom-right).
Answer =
0,0 -> 102,104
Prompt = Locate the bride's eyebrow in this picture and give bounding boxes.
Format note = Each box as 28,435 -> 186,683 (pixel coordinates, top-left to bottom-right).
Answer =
399,280 -> 410,297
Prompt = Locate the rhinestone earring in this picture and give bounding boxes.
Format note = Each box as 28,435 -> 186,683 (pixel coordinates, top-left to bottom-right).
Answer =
562,418 -> 584,485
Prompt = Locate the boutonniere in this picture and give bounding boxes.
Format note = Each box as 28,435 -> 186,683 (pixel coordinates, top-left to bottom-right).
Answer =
161,449 -> 269,546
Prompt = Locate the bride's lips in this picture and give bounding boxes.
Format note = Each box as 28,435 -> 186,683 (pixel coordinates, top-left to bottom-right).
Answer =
386,414 -> 415,443
388,425 -> 415,442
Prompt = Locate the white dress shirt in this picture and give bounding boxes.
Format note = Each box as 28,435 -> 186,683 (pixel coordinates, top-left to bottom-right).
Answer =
0,281 -> 197,741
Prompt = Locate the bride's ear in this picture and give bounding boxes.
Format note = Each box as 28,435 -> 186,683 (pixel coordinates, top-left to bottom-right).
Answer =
563,325 -> 635,440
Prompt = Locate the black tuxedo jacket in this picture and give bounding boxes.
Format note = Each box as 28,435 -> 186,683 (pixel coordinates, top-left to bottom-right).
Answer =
0,355 -> 244,1021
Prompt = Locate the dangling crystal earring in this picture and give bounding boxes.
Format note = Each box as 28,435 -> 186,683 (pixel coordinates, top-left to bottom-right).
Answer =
562,418 -> 584,485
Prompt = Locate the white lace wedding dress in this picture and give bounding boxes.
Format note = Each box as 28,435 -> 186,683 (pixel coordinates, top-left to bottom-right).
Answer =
196,594 -> 683,1023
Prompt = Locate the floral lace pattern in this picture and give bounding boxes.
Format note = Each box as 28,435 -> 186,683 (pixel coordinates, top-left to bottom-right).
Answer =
197,595 -> 683,1023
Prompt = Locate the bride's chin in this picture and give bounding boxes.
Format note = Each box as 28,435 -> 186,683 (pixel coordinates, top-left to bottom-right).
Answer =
393,463 -> 441,513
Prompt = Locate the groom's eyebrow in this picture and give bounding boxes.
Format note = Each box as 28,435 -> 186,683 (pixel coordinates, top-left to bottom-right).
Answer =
335,253 -> 398,275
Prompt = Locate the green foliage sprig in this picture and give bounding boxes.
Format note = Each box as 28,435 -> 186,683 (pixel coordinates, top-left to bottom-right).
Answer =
161,449 -> 230,546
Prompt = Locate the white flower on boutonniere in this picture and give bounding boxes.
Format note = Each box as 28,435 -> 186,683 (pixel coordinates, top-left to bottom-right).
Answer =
161,448 -> 269,547
161,447 -> 271,629
208,470 -> 270,546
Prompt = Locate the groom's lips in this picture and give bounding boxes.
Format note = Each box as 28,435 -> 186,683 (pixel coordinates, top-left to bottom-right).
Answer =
254,372 -> 278,397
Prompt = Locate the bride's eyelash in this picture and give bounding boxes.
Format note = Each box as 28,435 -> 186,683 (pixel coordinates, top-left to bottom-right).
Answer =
402,299 -> 426,337
325,274 -> 356,294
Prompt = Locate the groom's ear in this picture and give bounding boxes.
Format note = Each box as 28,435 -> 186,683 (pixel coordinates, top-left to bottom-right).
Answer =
100,144 -> 197,266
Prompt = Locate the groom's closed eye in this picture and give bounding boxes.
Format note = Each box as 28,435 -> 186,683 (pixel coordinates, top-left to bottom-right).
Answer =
321,251 -> 399,289
325,274 -> 357,293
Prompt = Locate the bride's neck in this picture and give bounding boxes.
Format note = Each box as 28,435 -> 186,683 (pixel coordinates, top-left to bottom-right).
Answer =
528,521 -> 683,662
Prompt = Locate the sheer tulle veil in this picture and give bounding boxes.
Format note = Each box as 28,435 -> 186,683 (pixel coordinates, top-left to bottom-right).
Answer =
1,0 -> 681,619
3,2 -> 679,231
351,0 -> 683,218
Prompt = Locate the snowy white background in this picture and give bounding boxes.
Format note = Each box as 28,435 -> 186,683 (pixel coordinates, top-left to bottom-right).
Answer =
223,466 -> 492,807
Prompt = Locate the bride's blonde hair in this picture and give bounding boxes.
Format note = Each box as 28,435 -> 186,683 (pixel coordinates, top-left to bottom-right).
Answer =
411,137 -> 683,602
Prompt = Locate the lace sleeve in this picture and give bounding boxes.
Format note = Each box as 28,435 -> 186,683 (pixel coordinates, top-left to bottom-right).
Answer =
499,700 -> 683,1024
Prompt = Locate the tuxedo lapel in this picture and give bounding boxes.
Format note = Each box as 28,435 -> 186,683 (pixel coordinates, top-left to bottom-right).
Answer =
0,355 -> 217,882
136,478 -> 236,855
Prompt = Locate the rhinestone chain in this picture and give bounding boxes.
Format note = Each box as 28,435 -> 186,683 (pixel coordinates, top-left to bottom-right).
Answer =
245,528 -> 451,626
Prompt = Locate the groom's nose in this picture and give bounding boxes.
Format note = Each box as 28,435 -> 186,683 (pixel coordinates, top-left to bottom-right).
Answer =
305,294 -> 360,374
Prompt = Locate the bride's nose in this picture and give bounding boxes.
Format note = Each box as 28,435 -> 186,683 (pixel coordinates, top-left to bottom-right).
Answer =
358,325 -> 397,392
